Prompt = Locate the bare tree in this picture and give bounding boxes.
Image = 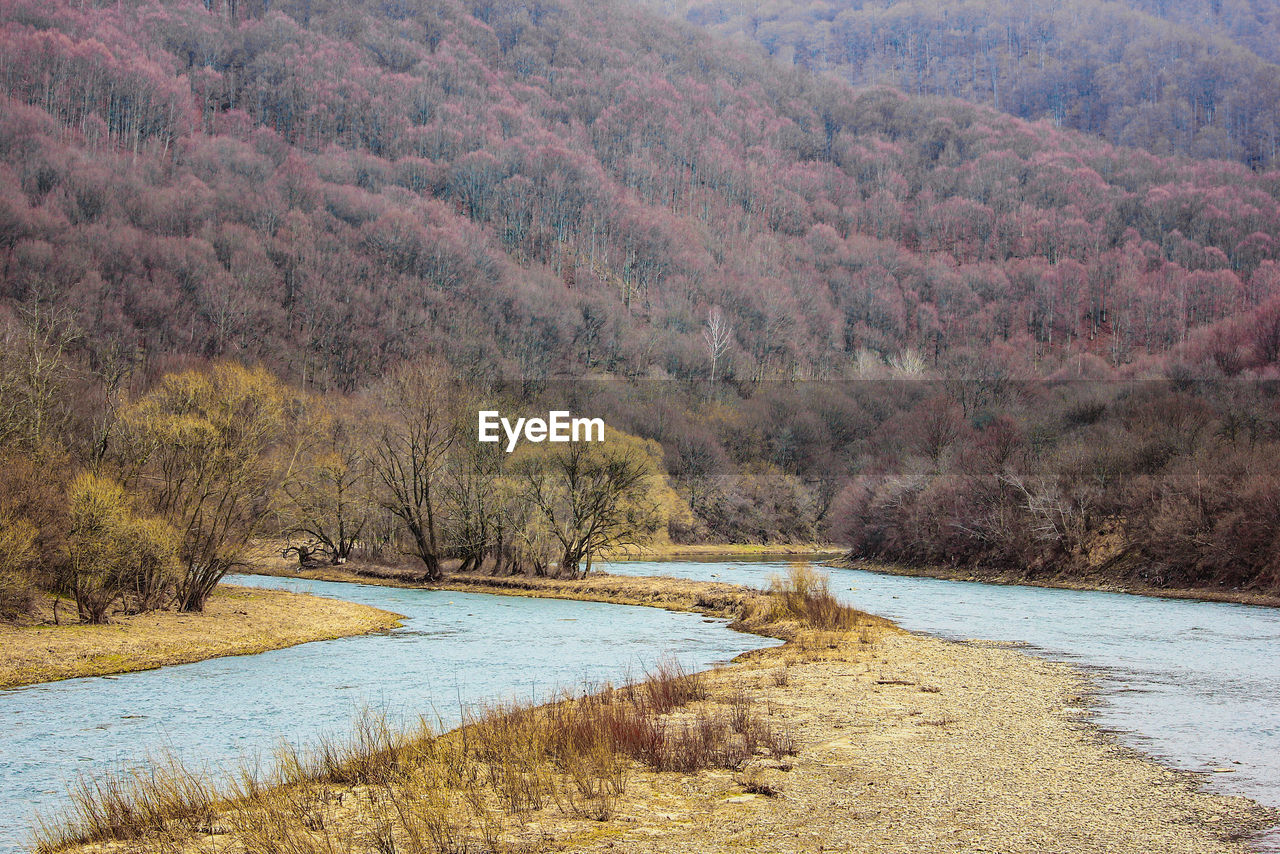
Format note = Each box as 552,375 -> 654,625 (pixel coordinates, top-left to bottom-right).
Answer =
0,305 -> 78,451
370,360 -> 461,581
517,433 -> 665,579
280,401 -> 373,565
444,437 -> 504,573
999,474 -> 1088,546
703,305 -> 732,395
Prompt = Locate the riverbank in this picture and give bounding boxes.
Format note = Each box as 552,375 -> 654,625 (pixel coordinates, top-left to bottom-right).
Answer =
549,630 -> 1275,854
255,561 -> 763,621
604,542 -> 845,561
39,571 -> 1277,854
841,557 -> 1280,609
267,537 -> 1280,612
0,585 -> 402,689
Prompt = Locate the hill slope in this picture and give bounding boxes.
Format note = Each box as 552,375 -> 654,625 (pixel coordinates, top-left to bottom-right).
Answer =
1127,0 -> 1280,65
1,0 -> 1279,392
652,0 -> 1280,170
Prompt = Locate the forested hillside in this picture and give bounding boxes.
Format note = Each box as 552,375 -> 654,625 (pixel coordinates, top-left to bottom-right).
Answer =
3,0 -> 1280,391
1127,0 -> 1280,65
653,0 -> 1280,169
3,0 -> 1280,603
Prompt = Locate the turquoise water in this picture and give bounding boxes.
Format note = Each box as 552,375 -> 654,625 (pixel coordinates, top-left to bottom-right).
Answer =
5,563 -> 1278,851
605,559 -> 1280,812
0,575 -> 774,850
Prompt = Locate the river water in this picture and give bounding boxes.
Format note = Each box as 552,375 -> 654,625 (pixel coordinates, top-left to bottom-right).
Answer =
0,575 -> 773,851
3,563 -> 1278,851
605,559 -> 1280,814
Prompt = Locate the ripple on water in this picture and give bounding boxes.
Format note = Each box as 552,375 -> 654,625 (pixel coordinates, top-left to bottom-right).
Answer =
602,558 -> 1280,810
0,574 -> 775,852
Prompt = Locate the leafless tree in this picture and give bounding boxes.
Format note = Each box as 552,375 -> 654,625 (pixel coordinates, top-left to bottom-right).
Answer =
703,305 -> 731,395
369,360 -> 461,581
0,305 -> 78,451
518,437 -> 662,579
280,401 -> 374,566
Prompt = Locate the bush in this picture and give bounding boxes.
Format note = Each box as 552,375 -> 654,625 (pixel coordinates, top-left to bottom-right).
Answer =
741,563 -> 889,635
766,563 -> 859,630
0,514 -> 38,619
66,473 -> 179,624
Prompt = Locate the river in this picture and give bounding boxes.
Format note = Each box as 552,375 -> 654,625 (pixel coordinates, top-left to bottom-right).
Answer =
604,559 -> 1280,813
3,562 -> 1278,851
0,575 -> 773,851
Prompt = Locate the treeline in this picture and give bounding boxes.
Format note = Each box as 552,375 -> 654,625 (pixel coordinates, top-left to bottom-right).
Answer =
2,0 -> 1280,394
659,0 -> 1280,169
0,315 -> 679,624
825,376 -> 1280,594
6,307 -> 1280,623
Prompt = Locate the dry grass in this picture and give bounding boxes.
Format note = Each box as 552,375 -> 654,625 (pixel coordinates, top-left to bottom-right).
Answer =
37,756 -> 219,846
0,586 -> 402,688
437,573 -> 758,620
35,660 -> 798,854
30,563 -> 896,853
737,563 -> 896,642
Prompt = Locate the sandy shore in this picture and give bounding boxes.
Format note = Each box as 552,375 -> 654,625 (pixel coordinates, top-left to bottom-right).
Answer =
0,585 -> 402,689
552,632 -> 1275,853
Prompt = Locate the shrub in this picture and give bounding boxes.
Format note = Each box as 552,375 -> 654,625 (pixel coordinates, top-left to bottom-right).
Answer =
0,514 -> 38,619
66,473 -> 179,624
762,563 -> 861,631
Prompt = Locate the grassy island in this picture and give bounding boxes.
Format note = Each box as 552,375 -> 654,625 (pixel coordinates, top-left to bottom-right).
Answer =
0,585 -> 402,689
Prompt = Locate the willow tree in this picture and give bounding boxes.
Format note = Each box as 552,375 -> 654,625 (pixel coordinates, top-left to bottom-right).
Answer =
120,364 -> 294,611
370,360 -> 462,581
66,472 -> 178,623
517,428 -> 675,579
0,514 -> 37,619
280,401 -> 373,565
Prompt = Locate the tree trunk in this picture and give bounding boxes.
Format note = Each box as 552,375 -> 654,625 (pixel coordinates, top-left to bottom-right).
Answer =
419,550 -> 442,582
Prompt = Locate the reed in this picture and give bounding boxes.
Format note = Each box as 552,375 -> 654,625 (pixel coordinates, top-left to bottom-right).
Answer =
35,754 -> 216,849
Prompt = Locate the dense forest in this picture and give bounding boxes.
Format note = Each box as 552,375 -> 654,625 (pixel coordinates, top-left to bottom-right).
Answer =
3,0 -> 1280,387
3,0 -> 1280,620
1130,0 -> 1280,64
654,0 -> 1280,169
